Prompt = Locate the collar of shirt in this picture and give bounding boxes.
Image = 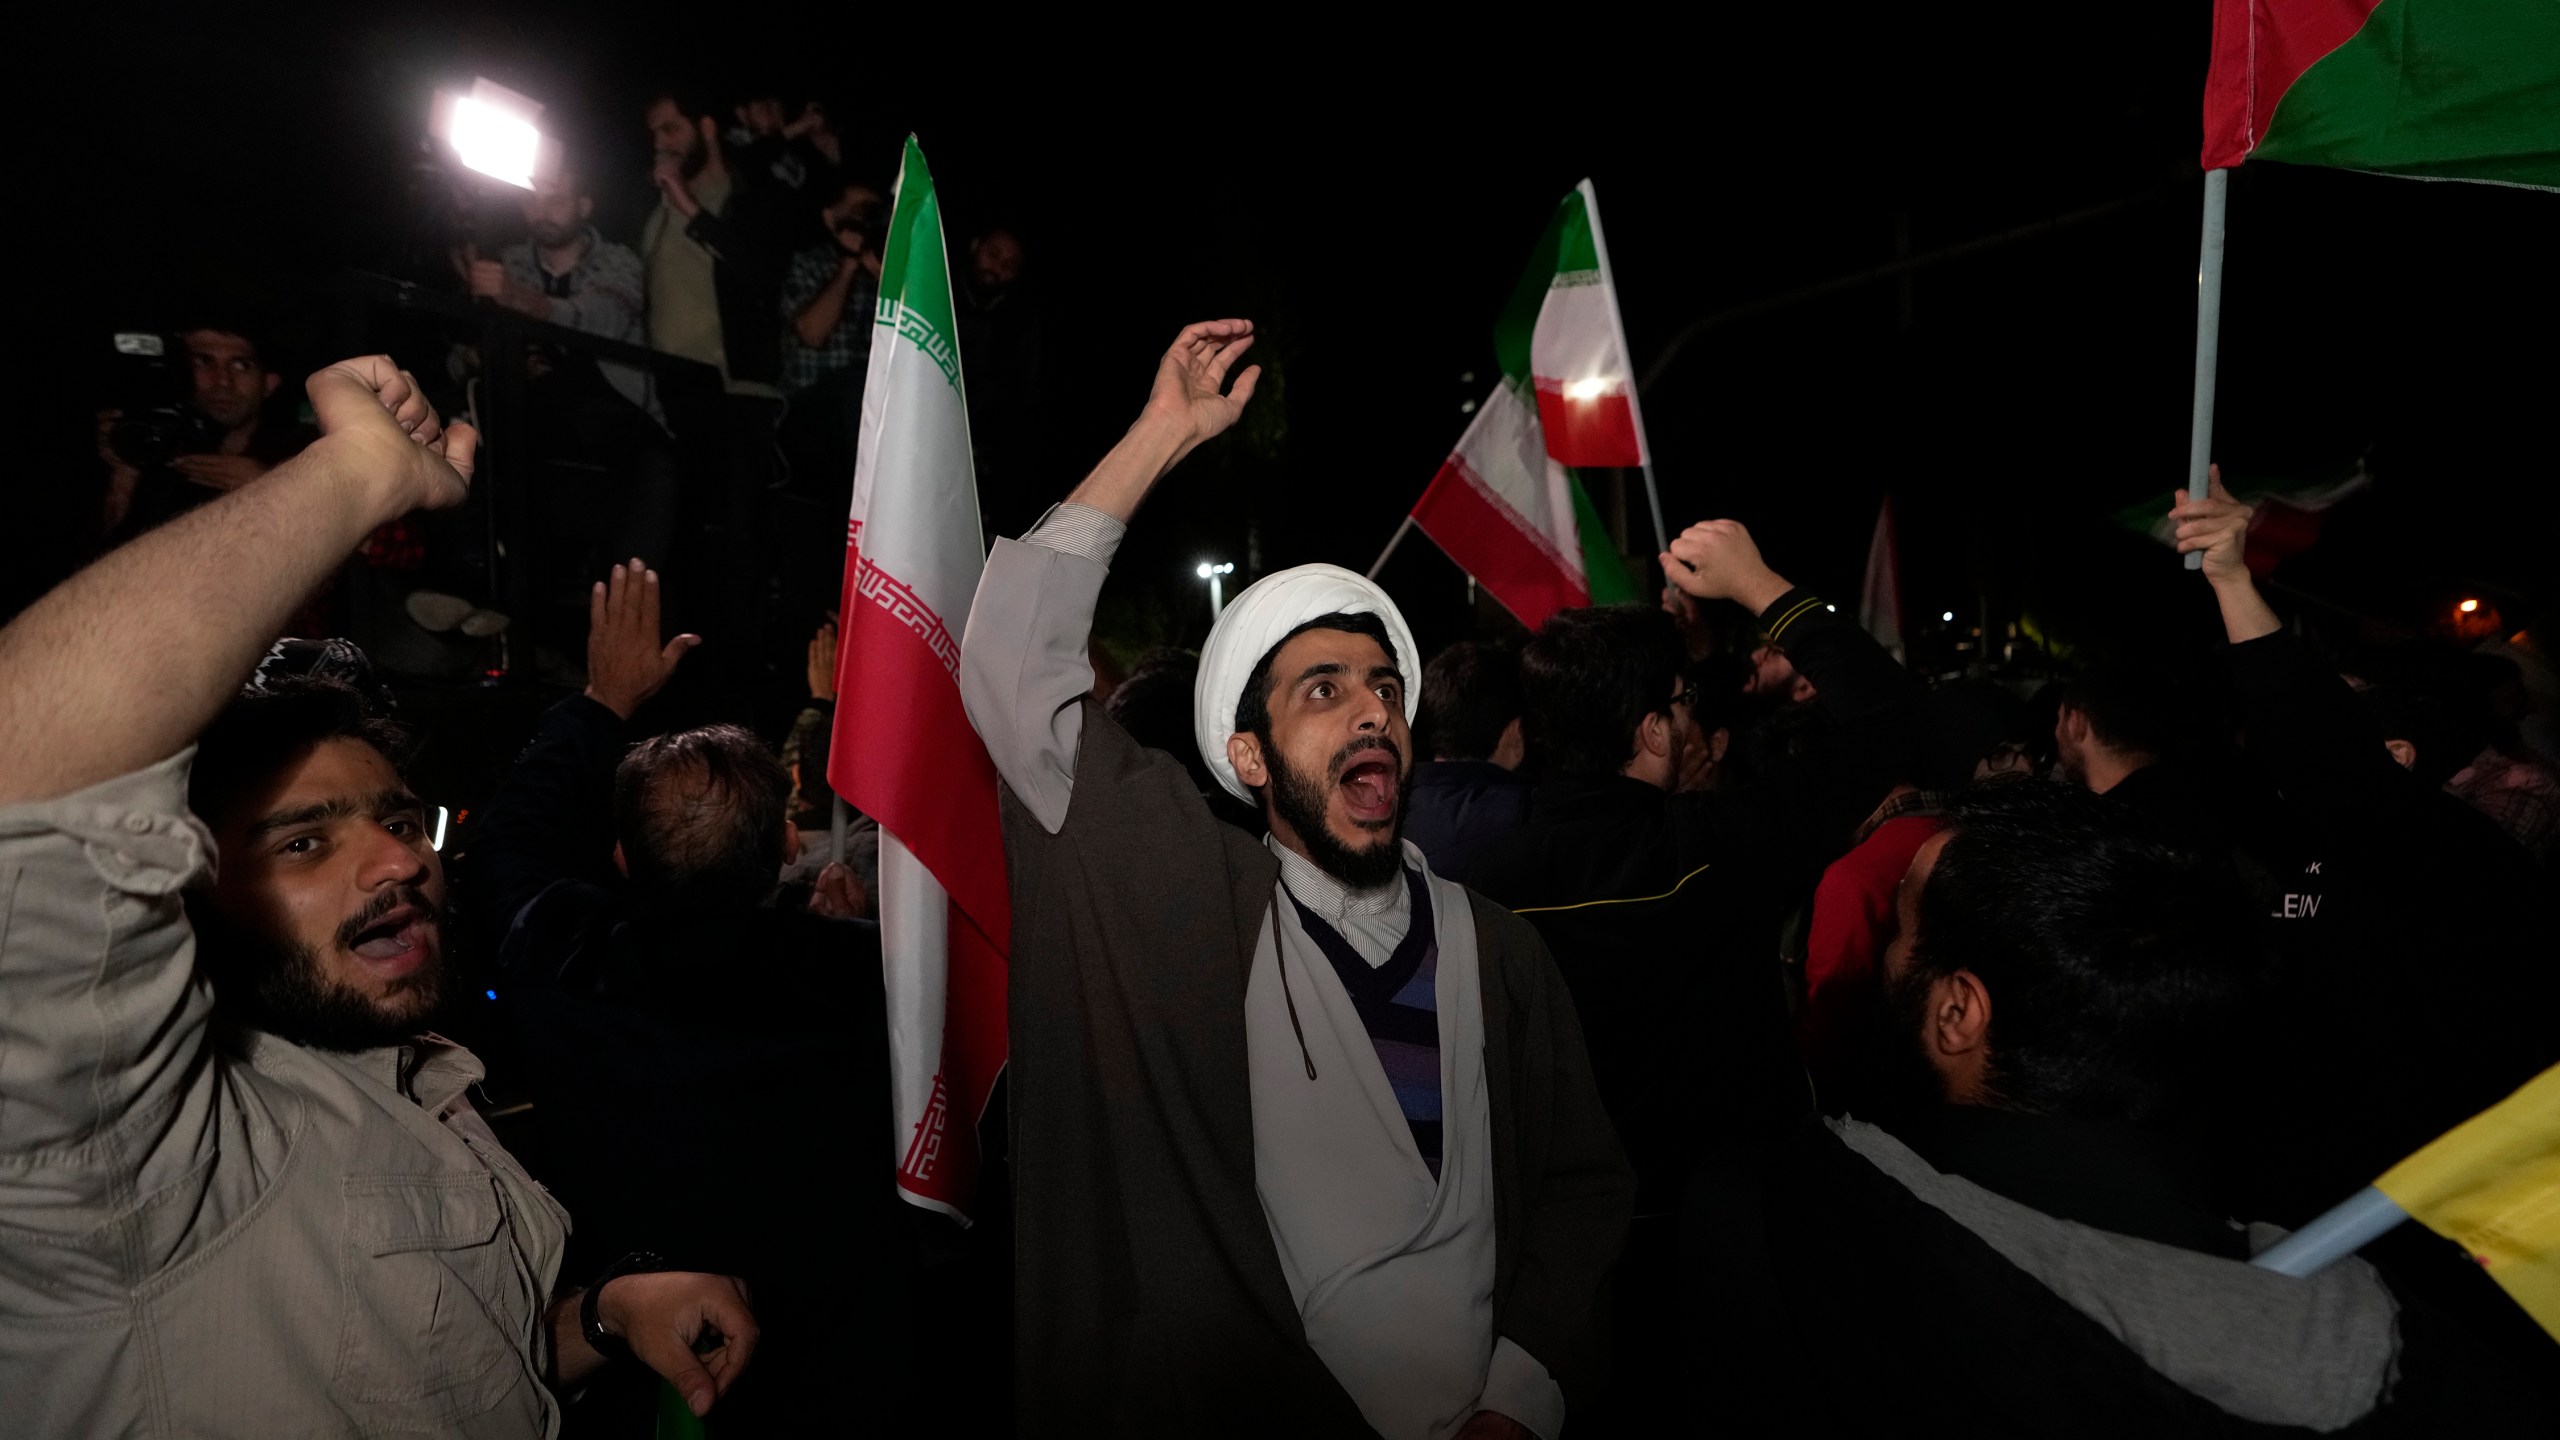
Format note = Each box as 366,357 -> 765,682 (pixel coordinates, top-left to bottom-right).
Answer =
1270,836 -> 1409,966
341,1033 -> 486,1115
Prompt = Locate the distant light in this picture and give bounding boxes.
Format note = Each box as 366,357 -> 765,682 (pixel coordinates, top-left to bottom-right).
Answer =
484,989 -> 498,1001
1826,604 -> 1837,613
430,805 -> 449,852
1458,399 -> 1477,415
2458,598 -> 2480,614
452,97 -> 540,187
434,78 -> 548,190
1564,378 -> 1611,402
1197,563 -> 1211,579
1941,610 -> 1956,623
1196,561 -> 1234,579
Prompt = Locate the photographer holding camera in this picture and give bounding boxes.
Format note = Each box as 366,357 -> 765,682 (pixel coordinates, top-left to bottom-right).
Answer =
775,180 -> 886,491
95,326 -> 315,542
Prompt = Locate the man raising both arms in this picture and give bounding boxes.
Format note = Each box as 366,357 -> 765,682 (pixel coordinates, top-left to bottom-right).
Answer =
962,321 -> 1632,1440
0,358 -> 755,1434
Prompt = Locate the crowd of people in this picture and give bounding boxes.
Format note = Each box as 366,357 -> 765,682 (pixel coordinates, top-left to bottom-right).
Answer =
15,86 -> 2558,1440
89,87 -> 1043,707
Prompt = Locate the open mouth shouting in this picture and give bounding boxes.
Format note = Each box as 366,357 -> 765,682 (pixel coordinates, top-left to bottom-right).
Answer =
338,894 -> 436,980
1335,742 -> 1403,827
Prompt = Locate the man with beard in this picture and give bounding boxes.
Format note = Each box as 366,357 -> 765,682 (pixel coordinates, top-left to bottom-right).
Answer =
0,355 -> 756,1435
960,320 -> 1632,1440
1741,781 -> 2547,1435
642,90 -> 796,652
458,166 -> 682,572
98,324 -> 317,542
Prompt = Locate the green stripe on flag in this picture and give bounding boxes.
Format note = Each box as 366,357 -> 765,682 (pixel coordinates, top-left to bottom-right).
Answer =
2260,0 -> 2560,188
1492,190 -> 1603,386
875,136 -> 968,389
1568,470 -> 1639,604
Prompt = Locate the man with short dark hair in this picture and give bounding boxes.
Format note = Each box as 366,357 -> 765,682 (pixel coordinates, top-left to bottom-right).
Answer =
642,89 -> 799,648
1405,639 -> 1531,875
777,179 -> 888,491
1746,781 -> 2546,1434
474,559 -> 900,1435
97,325 -> 316,540
1463,523 -> 1922,1434
962,321 -> 1630,1440
1,358 -> 756,1435
466,165 -> 682,571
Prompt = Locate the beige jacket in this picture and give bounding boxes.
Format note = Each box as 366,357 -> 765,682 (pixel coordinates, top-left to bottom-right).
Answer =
0,751 -> 570,1437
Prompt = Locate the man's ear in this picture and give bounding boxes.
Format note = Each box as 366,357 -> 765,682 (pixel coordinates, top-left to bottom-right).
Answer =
1227,732 -> 1267,791
1490,716 -> 1527,770
1790,674 -> 1817,704
612,841 -> 629,877
2059,707 -> 2090,745
781,819 -> 802,865
2384,738 -> 2418,770
261,371 -> 281,398
1930,970 -> 1993,1058
1635,709 -> 1672,761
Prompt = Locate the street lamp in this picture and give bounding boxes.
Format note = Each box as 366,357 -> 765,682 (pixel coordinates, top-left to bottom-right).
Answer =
1196,561 -> 1235,619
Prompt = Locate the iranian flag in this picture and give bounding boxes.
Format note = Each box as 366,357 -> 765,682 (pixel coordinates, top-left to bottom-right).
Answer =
1409,181 -> 1643,629
828,136 -> 1009,1223
2202,0 -> 2558,187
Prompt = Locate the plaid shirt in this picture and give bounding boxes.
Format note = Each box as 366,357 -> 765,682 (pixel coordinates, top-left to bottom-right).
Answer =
779,246 -> 877,394
2446,746 -> 2559,864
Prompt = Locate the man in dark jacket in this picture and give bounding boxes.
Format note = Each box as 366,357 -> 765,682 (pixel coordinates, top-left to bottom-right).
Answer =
961,321 -> 1631,1440
1459,527 -> 1922,1433
1405,638 -> 1532,876
1747,780 -> 2548,1437
473,560 -> 901,1436
641,89 -> 800,657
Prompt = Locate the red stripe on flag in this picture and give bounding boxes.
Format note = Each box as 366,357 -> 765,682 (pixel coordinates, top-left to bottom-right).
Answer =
893,898 -> 1008,1212
826,539 -> 1011,1219
1412,460 -> 1591,630
2201,0 -> 2383,169
1531,380 -> 1643,468
827,545 -> 1011,935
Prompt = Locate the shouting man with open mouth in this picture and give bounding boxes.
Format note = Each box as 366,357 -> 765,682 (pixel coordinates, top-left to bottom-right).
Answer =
963,321 -> 1632,1440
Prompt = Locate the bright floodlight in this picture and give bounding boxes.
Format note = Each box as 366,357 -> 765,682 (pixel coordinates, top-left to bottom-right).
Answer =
1942,610 -> 1956,622
1197,563 -> 1213,579
1565,378 -> 1610,401
434,78 -> 547,190
2458,598 -> 2481,614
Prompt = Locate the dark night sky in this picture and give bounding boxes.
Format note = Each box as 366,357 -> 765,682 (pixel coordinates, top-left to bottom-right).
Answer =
41,9 -> 2558,660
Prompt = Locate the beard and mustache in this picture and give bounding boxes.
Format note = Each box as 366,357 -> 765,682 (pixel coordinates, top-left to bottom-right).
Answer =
1265,734 -> 1409,890
192,885 -> 454,1054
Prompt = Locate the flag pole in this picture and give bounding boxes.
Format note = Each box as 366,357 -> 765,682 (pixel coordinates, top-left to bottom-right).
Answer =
1366,514 -> 1417,581
1576,180 -> 1672,558
830,793 -> 850,868
2183,167 -> 2231,570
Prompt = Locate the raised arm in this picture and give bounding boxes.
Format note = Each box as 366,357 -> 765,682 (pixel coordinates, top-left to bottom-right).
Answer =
472,561 -> 699,942
1662,518 -> 1926,872
958,321 -> 1259,831
0,358 -> 475,806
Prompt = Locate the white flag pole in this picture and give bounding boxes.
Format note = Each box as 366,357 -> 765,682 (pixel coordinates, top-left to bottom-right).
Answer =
1366,514 -> 1417,581
2184,168 -> 2231,571
1579,180 -> 1672,558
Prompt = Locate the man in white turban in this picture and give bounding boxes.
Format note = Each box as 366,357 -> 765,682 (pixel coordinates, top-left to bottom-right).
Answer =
961,322 -> 1631,1440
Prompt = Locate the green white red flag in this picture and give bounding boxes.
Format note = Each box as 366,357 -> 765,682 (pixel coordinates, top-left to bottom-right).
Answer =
828,136 -> 1009,1223
2202,0 -> 2558,188
1410,181 -> 1642,628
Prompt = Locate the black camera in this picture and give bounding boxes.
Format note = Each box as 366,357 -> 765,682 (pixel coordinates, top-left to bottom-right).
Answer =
106,333 -> 221,468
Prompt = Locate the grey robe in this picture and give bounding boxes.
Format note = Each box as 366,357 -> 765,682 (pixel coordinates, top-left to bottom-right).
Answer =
977,540 -> 1633,1437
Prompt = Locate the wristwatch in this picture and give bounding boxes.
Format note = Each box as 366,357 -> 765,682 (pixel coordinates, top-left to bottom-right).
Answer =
580,1250 -> 670,1363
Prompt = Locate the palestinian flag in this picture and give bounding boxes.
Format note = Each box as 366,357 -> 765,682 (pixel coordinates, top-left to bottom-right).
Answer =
829,136 -> 1009,1223
1410,181 -> 1643,629
2202,0 -> 2560,188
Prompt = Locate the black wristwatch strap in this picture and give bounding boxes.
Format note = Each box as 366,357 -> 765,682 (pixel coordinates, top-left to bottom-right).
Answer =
581,1250 -> 670,1363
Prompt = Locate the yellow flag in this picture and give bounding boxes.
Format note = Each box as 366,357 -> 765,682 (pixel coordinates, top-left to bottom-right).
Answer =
2375,1064 -> 2560,1339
